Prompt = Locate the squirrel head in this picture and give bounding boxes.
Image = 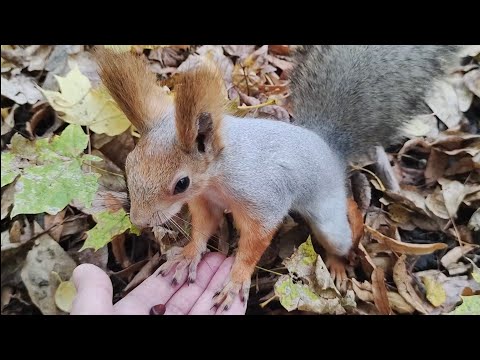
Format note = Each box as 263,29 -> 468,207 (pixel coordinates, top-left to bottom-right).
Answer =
95,48 -> 226,228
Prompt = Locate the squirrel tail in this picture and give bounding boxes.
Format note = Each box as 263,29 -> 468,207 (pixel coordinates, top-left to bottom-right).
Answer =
289,45 -> 462,159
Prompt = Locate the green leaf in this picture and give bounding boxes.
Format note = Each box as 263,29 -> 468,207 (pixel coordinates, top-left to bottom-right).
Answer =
80,208 -> 135,251
6,124 -> 100,217
448,295 -> 480,315
11,159 -> 99,216
1,152 -> 20,187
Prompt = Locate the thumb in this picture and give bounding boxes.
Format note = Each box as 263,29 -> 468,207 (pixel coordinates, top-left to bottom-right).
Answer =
71,264 -> 114,315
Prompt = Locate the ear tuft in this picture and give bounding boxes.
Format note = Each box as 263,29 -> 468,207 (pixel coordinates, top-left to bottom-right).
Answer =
94,47 -> 171,134
174,65 -> 225,153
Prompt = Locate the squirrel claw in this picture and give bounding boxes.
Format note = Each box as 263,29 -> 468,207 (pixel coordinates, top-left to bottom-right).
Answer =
212,278 -> 250,312
157,246 -> 203,287
326,254 -> 348,294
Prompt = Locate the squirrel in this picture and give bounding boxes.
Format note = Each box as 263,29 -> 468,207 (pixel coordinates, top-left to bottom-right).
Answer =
95,45 -> 461,311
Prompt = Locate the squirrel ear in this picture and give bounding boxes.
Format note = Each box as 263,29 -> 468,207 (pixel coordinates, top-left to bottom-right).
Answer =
94,47 -> 172,134
175,65 -> 225,154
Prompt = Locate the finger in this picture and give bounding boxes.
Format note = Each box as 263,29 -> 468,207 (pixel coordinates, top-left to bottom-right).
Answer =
164,253 -> 226,315
71,264 -> 114,315
189,257 -> 247,315
114,257 -> 188,315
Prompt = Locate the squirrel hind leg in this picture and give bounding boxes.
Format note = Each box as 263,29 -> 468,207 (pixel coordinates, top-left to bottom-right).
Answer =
301,201 -> 353,293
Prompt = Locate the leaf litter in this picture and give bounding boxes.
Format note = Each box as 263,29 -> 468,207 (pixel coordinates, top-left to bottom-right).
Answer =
1,45 -> 479,315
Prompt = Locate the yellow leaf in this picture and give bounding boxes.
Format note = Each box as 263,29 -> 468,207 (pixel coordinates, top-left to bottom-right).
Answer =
54,280 -> 77,313
422,276 -> 446,307
41,67 -> 131,136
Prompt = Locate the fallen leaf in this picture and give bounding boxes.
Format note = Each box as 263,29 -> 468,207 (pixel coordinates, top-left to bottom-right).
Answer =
393,255 -> 430,314
41,67 -> 131,136
1,74 -> 43,105
438,178 -> 467,218
81,208 -> 140,251
441,245 -> 475,268
274,237 -> 356,314
223,45 -> 256,58
425,187 -> 450,220
371,267 -> 392,315
365,225 -> 447,255
54,280 -> 76,313
268,45 -> 291,56
426,79 -> 463,128
20,234 -> 77,315
463,69 -> 480,97
44,209 -> 66,242
468,209 -> 480,231
351,279 -> 374,302
424,149 -> 449,184
387,291 -> 415,314
6,125 -> 101,217
421,276 -> 446,307
1,183 -> 15,220
448,295 -> 480,315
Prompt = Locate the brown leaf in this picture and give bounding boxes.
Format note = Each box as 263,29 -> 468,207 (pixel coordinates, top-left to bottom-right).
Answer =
350,171 -> 371,214
387,291 -> 415,314
347,198 -> 364,249
393,255 -> 430,314
99,129 -> 135,171
365,225 -> 447,255
440,245 -> 476,269
384,189 -> 429,216
266,54 -> 293,72
351,279 -> 374,302
1,183 -> 15,220
425,187 -> 450,220
425,149 -> 449,184
149,47 -> 188,68
44,209 -> 66,242
256,104 -> 291,122
268,45 -> 291,56
463,69 -> 480,97
371,267 -> 392,315
111,233 -> 130,268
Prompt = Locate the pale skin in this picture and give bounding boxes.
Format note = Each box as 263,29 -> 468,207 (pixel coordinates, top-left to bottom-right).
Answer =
71,253 -> 247,315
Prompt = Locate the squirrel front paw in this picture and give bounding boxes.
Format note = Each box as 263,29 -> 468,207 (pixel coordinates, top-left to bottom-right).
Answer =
158,244 -> 208,286
212,276 -> 251,312
326,254 -> 349,294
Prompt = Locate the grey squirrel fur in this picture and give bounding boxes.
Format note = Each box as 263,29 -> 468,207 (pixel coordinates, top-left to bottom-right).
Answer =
290,45 -> 460,158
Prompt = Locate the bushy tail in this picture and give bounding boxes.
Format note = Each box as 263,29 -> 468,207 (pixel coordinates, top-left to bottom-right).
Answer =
289,45 -> 461,159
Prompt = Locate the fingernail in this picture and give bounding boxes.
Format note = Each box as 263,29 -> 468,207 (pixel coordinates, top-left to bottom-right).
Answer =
150,304 -> 166,315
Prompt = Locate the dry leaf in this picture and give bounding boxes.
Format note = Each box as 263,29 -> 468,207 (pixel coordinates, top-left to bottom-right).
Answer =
421,276 -> 447,307
365,225 -> 447,255
347,198 -> 364,248
1,183 -> 15,220
371,267 -> 392,315
463,69 -> 480,97
468,209 -> 480,231
1,75 -> 43,105
352,279 -> 374,302
424,149 -> 448,184
426,79 -> 463,128
393,255 -> 430,314
387,292 -> 415,314
54,280 -> 76,313
438,178 -> 467,218
440,245 -> 476,268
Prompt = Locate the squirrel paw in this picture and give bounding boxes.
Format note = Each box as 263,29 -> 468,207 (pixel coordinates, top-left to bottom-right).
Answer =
212,278 -> 251,312
326,254 -> 348,294
158,245 -> 207,286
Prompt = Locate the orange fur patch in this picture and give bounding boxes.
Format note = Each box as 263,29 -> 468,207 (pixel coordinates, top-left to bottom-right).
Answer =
94,47 -> 171,133
174,65 -> 226,153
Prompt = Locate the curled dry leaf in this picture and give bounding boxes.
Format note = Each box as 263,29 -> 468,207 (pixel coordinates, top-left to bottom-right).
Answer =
393,255 -> 430,314
438,178 -> 468,218
371,267 -> 392,315
365,225 -> 447,255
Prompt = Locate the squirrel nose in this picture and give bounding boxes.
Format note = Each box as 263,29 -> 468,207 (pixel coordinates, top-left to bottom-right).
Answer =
129,213 -> 150,229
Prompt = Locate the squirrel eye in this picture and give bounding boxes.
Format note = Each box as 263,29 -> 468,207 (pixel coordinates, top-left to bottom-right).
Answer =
174,177 -> 190,194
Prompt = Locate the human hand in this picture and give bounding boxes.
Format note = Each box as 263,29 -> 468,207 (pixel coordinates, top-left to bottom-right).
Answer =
71,253 -> 248,315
